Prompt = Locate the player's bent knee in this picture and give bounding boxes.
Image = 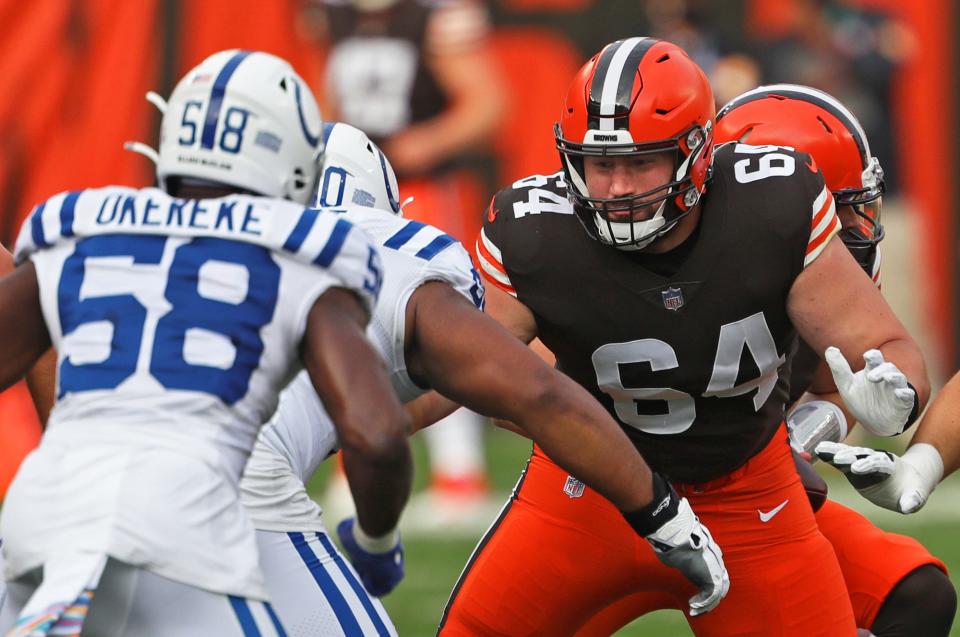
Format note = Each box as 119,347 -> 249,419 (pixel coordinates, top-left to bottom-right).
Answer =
872,564 -> 956,637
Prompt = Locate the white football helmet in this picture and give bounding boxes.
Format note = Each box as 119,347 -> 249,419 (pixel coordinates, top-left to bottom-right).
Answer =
132,50 -> 324,204
313,122 -> 402,215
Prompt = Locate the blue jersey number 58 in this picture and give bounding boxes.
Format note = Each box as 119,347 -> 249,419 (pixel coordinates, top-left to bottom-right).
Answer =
58,235 -> 280,404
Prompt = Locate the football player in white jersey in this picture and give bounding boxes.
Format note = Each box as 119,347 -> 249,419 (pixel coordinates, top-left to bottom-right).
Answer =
0,50 -> 415,636
240,122 -> 730,636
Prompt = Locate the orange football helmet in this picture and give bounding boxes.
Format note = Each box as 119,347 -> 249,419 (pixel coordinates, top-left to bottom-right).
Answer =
716,84 -> 884,272
555,38 -> 715,250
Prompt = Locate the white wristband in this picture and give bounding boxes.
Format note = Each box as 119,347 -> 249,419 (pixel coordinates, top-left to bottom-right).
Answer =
902,443 -> 945,494
353,523 -> 400,554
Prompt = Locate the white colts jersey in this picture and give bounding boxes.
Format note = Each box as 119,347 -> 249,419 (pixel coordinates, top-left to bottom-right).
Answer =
1,187 -> 381,600
241,207 -> 483,531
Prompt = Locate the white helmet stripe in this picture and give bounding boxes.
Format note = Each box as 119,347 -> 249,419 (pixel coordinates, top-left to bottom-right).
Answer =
598,37 -> 647,130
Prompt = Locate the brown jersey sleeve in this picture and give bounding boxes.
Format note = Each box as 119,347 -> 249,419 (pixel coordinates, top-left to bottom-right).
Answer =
476,189 -> 517,296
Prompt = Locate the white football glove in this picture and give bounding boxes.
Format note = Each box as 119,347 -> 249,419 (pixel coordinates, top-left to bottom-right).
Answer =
645,497 -> 730,616
824,347 -> 917,436
815,441 -> 944,513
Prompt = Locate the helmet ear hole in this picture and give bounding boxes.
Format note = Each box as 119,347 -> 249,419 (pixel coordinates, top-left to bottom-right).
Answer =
293,167 -> 307,190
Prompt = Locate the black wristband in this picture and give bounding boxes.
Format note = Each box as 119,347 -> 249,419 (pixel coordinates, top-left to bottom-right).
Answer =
902,382 -> 920,433
621,472 -> 680,537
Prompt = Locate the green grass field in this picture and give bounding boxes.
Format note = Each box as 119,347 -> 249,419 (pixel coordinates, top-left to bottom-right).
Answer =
310,426 -> 960,636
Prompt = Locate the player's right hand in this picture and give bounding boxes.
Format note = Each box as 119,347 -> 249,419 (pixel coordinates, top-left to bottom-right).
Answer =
645,496 -> 730,616
337,518 -> 405,597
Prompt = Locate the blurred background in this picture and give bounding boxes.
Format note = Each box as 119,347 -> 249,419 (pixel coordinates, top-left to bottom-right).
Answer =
0,0 -> 957,634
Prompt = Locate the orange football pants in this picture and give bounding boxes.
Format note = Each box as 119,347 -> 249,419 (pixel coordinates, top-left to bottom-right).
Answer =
439,426 -> 857,636
574,499 -> 945,635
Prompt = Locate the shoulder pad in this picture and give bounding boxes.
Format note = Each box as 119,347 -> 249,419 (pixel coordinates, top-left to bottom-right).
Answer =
489,171 -> 571,223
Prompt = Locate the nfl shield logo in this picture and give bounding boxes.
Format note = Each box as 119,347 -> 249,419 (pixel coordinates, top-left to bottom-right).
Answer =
564,475 -> 585,499
661,287 -> 684,311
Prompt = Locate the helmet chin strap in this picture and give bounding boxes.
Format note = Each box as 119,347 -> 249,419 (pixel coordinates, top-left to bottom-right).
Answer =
596,200 -> 670,250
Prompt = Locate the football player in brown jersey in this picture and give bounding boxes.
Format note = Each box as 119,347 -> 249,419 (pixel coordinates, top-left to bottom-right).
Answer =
440,38 -> 930,636
571,85 -> 955,637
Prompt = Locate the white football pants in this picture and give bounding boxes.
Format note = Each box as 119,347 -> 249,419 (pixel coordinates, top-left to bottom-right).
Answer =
255,529 -> 397,637
1,557 -> 284,636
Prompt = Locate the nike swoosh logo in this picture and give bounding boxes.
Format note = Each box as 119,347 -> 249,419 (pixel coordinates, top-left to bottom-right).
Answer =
758,499 -> 789,523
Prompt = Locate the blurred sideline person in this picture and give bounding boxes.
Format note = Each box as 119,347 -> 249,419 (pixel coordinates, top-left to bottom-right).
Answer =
574,84 -> 955,637
0,50 -> 415,635
240,123 -> 729,635
305,0 -> 507,513
442,38 -> 930,636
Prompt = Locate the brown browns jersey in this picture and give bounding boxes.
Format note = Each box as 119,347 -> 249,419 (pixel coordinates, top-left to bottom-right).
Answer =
477,142 -> 841,483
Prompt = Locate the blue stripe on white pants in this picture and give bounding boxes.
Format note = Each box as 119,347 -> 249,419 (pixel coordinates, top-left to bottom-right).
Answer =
229,596 -> 288,637
283,531 -> 396,636
315,533 -> 391,637
288,532 -> 364,636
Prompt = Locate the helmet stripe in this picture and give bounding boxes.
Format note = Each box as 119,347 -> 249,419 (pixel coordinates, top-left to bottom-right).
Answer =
293,80 -> 321,147
200,50 -> 252,150
588,38 -> 657,131
718,84 -> 872,165
376,148 -> 400,213
322,122 -> 337,146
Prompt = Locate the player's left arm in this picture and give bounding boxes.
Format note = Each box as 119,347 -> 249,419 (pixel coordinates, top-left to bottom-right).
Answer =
787,235 -> 929,436
0,260 -> 52,394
